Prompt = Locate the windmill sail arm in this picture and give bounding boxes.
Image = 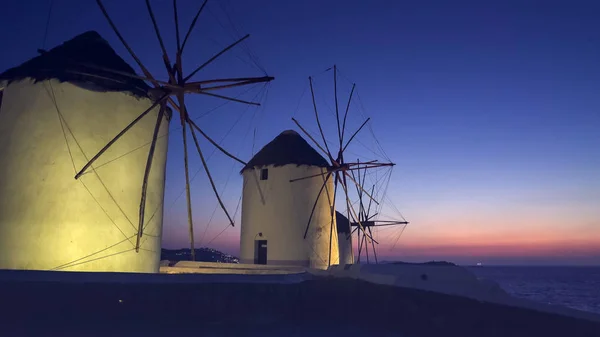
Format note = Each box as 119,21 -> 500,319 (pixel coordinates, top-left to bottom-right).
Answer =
96,0 -> 161,89
309,76 -> 335,163
188,76 -> 274,92
340,83 -> 356,144
136,103 -> 166,252
291,118 -> 332,159
187,76 -> 274,86
197,91 -> 261,106
180,0 -> 208,53
145,0 -> 171,66
74,93 -> 170,179
184,34 -> 250,82
342,117 -> 370,152
343,171 -> 379,206
188,118 -> 236,227
187,118 -> 247,166
303,171 -> 332,239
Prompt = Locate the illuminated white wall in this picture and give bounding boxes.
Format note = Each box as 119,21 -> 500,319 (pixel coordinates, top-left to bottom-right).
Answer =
0,79 -> 169,273
240,164 -> 339,270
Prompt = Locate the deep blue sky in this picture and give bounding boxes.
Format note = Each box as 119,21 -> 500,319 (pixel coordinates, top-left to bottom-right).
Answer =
1,0 -> 599,265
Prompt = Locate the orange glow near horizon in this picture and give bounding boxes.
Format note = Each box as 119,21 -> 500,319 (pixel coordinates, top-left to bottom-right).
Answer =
370,199 -> 600,262
162,196 -> 600,265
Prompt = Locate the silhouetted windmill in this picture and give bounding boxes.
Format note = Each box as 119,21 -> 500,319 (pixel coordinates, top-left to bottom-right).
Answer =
291,65 -> 395,267
348,160 -> 409,263
73,0 -> 274,260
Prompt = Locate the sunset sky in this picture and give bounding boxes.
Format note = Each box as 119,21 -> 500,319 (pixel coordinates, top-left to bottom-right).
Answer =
1,0 -> 599,265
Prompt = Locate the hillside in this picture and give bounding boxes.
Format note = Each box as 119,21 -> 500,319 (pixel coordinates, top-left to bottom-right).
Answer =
160,248 -> 239,263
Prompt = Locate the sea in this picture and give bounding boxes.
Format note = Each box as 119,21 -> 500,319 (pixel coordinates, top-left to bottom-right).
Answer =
467,266 -> 600,315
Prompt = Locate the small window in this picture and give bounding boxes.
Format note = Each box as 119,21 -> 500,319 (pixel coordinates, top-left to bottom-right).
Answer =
260,168 -> 268,180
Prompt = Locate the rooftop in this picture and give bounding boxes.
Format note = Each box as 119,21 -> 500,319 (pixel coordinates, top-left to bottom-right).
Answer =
241,130 -> 329,173
0,31 -> 150,98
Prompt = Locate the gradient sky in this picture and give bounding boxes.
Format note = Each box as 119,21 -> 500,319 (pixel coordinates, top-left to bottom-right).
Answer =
1,0 -> 599,265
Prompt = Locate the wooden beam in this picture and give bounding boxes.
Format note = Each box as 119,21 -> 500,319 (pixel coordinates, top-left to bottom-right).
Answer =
351,221 -> 375,227
366,185 -> 375,220
145,0 -> 171,65
187,117 -> 247,165
144,0 -> 178,86
291,117 -> 331,158
340,83 -> 355,145
368,226 -> 378,264
367,212 -> 378,221
74,93 -> 169,179
333,65 -> 342,148
181,0 -> 208,53
344,171 -> 379,206
96,0 -> 161,89
186,76 -> 274,86
196,76 -> 273,92
173,0 -> 181,53
136,103 -> 166,252
180,106 -> 196,261
309,76 -> 335,163
188,117 -> 235,227
70,65 -> 177,89
196,91 -> 261,106
342,117 -> 370,152
343,164 -> 395,173
303,171 -> 332,239
183,34 -> 250,82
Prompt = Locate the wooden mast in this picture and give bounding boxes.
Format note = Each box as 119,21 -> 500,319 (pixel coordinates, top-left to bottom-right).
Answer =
92,0 -> 274,259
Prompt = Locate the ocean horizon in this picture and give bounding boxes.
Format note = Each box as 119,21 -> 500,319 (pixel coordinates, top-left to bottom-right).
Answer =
468,265 -> 600,315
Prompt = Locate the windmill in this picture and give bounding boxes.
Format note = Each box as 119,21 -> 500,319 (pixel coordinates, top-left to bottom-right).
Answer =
290,65 -> 397,267
76,0 -> 274,261
348,160 -> 409,264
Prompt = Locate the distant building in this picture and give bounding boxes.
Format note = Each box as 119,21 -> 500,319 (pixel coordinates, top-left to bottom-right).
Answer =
239,130 -> 340,269
0,31 -> 169,272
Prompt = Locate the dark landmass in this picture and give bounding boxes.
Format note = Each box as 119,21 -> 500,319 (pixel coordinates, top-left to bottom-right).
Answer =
161,248 -> 239,263
386,260 -> 457,266
1,274 -> 599,337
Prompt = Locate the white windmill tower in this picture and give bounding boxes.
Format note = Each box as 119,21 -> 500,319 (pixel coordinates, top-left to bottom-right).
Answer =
239,130 -> 339,270
0,0 -> 273,273
239,65 -> 405,270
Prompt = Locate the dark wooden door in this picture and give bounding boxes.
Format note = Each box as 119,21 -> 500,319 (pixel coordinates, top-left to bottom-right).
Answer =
255,240 -> 267,265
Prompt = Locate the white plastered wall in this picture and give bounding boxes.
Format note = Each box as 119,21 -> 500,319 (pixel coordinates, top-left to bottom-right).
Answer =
0,79 -> 169,273
240,164 -> 339,270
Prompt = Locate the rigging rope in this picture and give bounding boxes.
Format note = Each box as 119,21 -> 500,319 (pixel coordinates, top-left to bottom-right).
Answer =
219,0 -> 268,75
203,84 -> 270,247
50,234 -> 136,271
45,82 -> 136,247
42,0 -> 54,48
206,3 -> 267,76
54,248 -> 136,271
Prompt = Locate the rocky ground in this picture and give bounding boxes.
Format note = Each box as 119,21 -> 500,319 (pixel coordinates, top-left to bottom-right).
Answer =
1,274 -> 599,337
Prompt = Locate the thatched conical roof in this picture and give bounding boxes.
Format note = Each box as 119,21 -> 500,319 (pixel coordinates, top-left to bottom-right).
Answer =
241,130 -> 329,173
0,31 -> 150,97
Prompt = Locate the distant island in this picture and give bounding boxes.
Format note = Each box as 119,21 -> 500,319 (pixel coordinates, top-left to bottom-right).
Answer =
382,261 -> 457,266
161,248 -> 239,264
